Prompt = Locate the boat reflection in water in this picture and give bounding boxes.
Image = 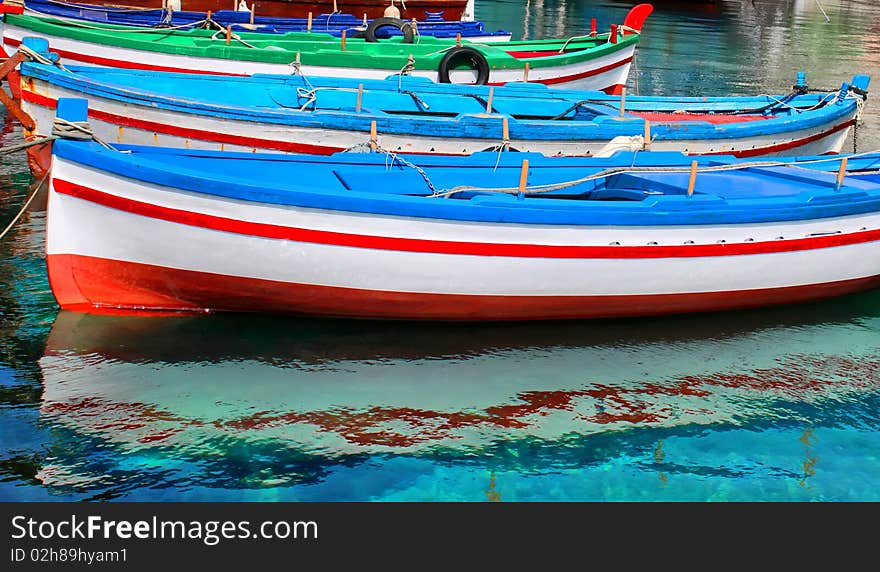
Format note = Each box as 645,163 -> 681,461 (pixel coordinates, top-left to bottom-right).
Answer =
36,297 -> 880,499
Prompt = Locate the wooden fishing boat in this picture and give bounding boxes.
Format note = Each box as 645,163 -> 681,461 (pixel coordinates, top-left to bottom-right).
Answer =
15,41 -> 870,176
18,0 -> 513,42
34,0 -> 472,21
46,99 -> 880,320
0,5 -> 651,89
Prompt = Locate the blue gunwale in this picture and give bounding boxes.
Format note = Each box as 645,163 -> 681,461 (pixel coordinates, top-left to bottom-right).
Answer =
53,140 -> 880,227
22,62 -> 870,142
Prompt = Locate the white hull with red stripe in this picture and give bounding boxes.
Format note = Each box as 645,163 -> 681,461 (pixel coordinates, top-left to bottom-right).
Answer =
46,158 -> 880,320
22,80 -> 855,159
1,22 -> 634,89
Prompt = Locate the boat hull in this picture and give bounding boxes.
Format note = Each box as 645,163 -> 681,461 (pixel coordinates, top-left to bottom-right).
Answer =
0,16 -> 635,90
19,75 -> 856,177
46,156 -> 880,320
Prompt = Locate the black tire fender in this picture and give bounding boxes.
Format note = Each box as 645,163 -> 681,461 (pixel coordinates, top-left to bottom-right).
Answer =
364,17 -> 415,43
438,46 -> 490,85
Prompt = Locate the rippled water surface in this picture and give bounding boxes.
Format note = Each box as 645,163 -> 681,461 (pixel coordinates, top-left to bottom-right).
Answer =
2,0 -> 880,501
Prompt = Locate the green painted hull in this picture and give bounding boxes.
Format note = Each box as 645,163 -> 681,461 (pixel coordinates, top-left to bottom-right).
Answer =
3,13 -> 640,72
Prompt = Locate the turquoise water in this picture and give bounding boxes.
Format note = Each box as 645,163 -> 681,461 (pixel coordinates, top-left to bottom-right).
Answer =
2,0 -> 880,501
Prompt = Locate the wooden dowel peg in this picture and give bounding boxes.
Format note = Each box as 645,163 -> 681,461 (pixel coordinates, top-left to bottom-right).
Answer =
610,24 -> 618,44
340,30 -> 347,50
356,83 -> 364,113
836,156 -> 848,190
502,116 -> 510,151
523,62 -> 530,82
225,24 -> 231,45
307,11 -> 313,32
455,32 -> 461,47
249,7 -> 254,24
643,119 -> 651,149
687,160 -> 698,196
619,86 -> 627,117
486,86 -> 494,114
206,10 -> 212,21
370,120 -> 377,151
363,13 -> 367,26
518,159 -> 530,194
590,17 -> 597,37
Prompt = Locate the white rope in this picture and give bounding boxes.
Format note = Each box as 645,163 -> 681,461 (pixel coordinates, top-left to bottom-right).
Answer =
558,34 -> 593,53
14,42 -> 70,71
294,86 -> 358,111
210,28 -> 258,48
15,42 -> 56,65
815,0 -> 831,23
397,54 -> 415,91
758,90 -> 837,113
0,168 -> 50,243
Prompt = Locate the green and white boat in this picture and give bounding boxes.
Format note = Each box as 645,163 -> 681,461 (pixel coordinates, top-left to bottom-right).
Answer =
0,3 -> 653,91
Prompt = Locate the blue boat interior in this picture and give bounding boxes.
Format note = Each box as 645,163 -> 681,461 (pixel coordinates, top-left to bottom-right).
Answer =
19,51 -> 870,141
51,137 -> 880,227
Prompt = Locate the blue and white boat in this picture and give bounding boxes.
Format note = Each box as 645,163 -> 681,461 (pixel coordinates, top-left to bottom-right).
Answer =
15,38 -> 871,176
45,98 -> 880,320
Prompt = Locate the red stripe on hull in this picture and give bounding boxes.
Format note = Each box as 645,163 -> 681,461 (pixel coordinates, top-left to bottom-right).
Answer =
25,136 -> 52,177
52,178 -> 880,259
5,36 -> 248,76
22,89 -> 850,162
47,254 -> 880,319
22,90 -> 341,155
488,56 -> 633,87
706,120 -> 854,158
632,112 -> 770,125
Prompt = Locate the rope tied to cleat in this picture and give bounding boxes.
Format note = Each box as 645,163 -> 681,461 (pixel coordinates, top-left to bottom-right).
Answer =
15,41 -> 68,70
295,85 -> 360,111
342,141 -> 438,194
210,28 -> 258,48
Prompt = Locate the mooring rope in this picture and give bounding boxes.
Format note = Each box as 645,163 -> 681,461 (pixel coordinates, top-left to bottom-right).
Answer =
342,141 -> 437,193
209,28 -> 258,48
294,85 -> 359,111
0,167 -> 50,243
0,135 -> 57,156
50,117 -> 125,151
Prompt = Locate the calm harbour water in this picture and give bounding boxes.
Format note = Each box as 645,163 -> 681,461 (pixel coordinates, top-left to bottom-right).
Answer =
2,0 -> 880,501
